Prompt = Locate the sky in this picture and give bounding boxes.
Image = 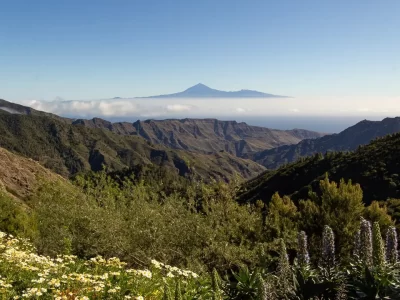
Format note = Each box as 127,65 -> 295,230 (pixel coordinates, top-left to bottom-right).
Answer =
1,0 -> 400,128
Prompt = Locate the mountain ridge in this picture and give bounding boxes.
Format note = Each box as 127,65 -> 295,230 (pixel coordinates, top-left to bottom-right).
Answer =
238,131 -> 400,205
0,99 -> 72,123
246,117 -> 400,169
72,117 -> 325,157
0,98 -> 325,164
0,108 -> 265,180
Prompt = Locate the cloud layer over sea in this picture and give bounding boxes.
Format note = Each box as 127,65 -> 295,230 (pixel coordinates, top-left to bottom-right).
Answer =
18,96 -> 400,118
9,96 -> 400,133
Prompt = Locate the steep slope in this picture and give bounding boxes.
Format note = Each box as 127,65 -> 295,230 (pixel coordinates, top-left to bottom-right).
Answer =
247,117 -> 400,169
0,146 -> 67,201
140,83 -> 289,98
72,118 -> 325,157
0,110 -> 264,180
0,99 -> 71,123
0,99 -> 325,157
239,132 -> 400,205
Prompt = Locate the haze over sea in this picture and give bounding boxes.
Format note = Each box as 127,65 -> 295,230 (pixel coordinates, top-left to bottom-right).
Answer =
17,95 -> 399,133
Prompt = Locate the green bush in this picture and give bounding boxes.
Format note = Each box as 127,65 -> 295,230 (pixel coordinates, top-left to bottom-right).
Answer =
0,190 -> 36,238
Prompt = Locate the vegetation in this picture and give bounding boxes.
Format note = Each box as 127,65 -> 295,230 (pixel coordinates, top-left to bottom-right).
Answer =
240,132 -> 400,205
0,160 -> 399,298
0,111 -> 264,180
0,98 -> 324,157
0,232 -> 203,299
72,118 -> 324,157
1,182 -> 400,298
247,117 -> 400,169
1,102 -> 400,298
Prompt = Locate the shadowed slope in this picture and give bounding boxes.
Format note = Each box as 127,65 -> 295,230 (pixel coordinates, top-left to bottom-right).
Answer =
239,132 -> 400,205
0,110 -> 265,180
246,117 -> 400,169
73,118 -> 325,157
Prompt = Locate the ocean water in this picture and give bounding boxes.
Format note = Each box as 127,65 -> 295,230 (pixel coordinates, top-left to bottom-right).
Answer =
228,115 -> 385,133
104,115 -> 390,134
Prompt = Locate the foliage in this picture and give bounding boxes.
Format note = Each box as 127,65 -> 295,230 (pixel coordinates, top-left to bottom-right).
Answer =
225,266 -> 260,299
1,129 -> 400,298
211,268 -> 222,300
30,171 -> 265,274
372,222 -> 385,269
0,112 -> 264,180
265,193 -> 298,247
240,132 -> 400,205
174,281 -> 182,300
248,117 -> 400,170
0,190 -> 35,239
298,177 -> 365,261
364,201 -> 394,233
0,231 -> 201,299
386,226 -> 398,264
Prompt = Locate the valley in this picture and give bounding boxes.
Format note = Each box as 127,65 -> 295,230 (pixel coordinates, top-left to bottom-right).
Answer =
1,98 -> 400,299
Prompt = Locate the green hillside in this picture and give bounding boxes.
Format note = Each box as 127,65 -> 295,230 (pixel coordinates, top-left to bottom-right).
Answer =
1,110 -> 400,299
239,132 -> 400,205
72,117 -> 325,156
247,117 -> 400,169
0,110 -> 265,180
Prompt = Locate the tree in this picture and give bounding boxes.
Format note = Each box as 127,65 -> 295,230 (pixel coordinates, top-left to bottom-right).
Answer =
265,193 -> 298,247
300,176 -> 364,260
364,201 -> 394,234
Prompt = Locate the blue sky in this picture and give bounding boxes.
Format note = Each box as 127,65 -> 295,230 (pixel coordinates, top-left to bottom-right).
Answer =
1,0 -> 399,102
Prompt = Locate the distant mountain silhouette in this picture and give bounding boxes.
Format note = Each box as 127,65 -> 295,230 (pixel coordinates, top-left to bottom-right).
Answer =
139,83 -> 289,98
245,117 -> 400,169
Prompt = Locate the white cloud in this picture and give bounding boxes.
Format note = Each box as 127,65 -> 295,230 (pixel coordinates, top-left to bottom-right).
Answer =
11,96 -> 400,121
357,108 -> 371,112
166,104 -> 193,112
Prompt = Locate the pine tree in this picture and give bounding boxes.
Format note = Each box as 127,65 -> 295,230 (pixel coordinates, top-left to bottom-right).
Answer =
265,193 -> 298,245
364,201 -> 393,233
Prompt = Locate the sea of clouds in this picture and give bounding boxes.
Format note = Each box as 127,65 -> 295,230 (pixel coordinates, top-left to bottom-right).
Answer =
18,96 -> 400,119
8,96 -> 400,132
